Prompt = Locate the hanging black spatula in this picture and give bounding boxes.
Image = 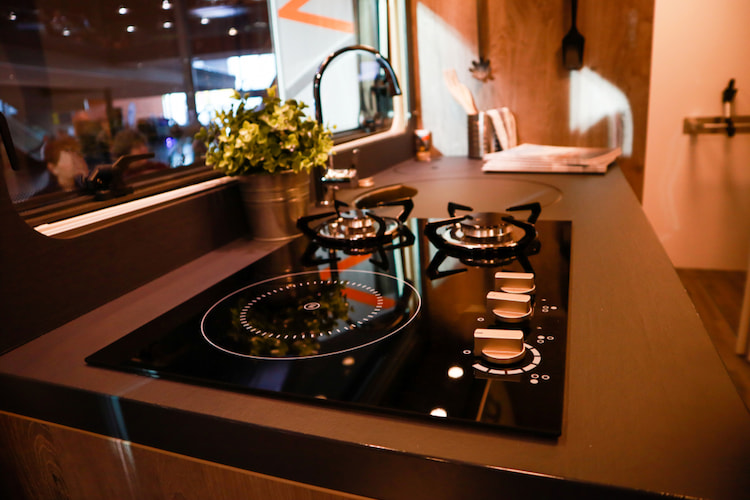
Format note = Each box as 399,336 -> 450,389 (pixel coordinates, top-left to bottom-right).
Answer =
562,0 -> 584,70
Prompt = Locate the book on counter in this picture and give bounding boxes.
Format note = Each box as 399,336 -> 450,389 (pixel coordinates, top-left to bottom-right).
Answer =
482,143 -> 622,174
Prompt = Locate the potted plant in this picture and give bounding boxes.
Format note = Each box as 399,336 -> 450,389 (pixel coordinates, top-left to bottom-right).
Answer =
196,87 -> 333,240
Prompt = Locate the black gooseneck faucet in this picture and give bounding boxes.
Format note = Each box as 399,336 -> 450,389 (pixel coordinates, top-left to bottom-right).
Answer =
311,45 -> 402,205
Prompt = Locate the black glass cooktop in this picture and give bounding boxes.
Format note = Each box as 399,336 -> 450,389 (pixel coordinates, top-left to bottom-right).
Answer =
86,219 -> 571,437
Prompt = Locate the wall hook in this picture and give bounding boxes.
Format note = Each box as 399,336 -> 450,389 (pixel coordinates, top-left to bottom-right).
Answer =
722,79 -> 737,137
469,0 -> 493,82
683,78 -> 749,137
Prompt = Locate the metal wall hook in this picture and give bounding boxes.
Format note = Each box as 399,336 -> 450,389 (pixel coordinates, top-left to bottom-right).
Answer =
684,78 -> 749,137
470,0 -> 492,82
722,78 -> 737,106
723,79 -> 737,137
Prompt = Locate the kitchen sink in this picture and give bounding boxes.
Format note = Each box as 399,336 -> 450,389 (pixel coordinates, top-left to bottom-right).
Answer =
344,179 -> 561,218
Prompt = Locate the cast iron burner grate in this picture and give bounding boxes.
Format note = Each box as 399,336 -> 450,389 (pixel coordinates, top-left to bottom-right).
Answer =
424,202 -> 541,278
297,198 -> 415,270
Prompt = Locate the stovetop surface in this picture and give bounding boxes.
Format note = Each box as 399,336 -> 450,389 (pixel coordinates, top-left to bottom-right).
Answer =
86,218 -> 571,437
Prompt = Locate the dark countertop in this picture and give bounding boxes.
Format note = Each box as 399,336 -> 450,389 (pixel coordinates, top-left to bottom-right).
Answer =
2,158 -> 749,499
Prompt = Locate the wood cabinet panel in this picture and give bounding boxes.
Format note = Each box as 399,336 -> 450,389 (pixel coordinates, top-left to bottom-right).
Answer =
0,411 -> 370,500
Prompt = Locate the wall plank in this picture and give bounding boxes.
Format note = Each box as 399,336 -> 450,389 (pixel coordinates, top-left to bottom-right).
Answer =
0,411 -> 370,500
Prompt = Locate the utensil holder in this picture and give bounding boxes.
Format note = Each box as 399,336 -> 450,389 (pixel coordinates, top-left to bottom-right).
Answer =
468,112 -> 497,158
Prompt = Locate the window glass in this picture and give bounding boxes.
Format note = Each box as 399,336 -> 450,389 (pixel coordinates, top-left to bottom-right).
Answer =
0,0 -> 402,228
1,0 -> 275,207
271,0 -> 395,139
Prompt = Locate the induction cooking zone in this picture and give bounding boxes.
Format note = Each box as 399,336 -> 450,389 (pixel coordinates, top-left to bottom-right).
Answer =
86,200 -> 571,437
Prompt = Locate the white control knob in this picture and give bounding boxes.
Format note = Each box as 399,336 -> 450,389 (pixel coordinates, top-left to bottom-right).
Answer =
487,291 -> 532,322
474,328 -> 526,364
495,271 -> 535,294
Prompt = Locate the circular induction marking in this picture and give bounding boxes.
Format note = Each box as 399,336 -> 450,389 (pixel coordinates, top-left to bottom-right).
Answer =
238,279 -> 383,338
201,270 -> 421,360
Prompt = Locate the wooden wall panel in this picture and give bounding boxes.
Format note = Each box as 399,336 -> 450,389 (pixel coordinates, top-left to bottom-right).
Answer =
0,411 -> 370,500
411,0 -> 654,199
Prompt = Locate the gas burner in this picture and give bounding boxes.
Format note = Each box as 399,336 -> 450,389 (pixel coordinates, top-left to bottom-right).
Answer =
317,208 -> 401,241
425,201 -> 540,253
297,198 -> 415,270
298,199 -> 413,248
425,202 -> 542,279
441,212 -> 526,249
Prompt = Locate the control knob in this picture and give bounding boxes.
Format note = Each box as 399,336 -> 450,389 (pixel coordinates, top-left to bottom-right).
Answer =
487,291 -> 532,322
474,328 -> 526,364
495,271 -> 535,294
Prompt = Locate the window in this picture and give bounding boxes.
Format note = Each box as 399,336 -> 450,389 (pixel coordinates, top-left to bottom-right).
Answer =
272,0 -> 406,142
0,0 -> 408,231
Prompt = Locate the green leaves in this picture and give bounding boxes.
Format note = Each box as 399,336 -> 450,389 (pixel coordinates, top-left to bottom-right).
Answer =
195,88 -> 333,176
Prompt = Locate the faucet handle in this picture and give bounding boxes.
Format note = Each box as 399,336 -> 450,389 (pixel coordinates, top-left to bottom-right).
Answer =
322,148 -> 359,187
322,168 -> 358,185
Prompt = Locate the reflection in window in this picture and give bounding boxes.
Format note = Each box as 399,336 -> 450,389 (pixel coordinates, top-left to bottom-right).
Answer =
273,0 -> 395,139
1,0 -> 275,204
0,0 -> 402,222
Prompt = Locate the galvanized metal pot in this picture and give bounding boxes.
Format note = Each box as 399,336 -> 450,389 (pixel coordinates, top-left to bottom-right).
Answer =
236,170 -> 310,241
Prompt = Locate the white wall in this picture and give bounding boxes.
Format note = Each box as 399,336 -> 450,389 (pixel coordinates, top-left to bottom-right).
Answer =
643,0 -> 750,270
416,2 -> 493,156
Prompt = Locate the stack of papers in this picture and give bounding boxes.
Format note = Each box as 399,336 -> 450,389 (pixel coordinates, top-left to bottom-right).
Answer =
482,144 -> 622,174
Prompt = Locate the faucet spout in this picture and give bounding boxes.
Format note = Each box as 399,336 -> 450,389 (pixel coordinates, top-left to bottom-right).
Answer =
311,45 -> 401,206
313,44 -> 402,126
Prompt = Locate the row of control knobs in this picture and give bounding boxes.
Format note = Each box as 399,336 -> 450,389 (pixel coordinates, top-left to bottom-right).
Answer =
474,271 -> 535,365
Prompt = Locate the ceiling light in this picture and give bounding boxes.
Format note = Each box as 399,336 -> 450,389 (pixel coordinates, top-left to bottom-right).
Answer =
62,27 -> 71,37
161,0 -> 172,10
227,27 -> 238,36
9,11 -> 17,21
200,17 -> 209,25
447,365 -> 464,379
163,21 -> 173,29
190,5 -> 248,20
126,25 -> 136,33
118,6 -> 129,15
